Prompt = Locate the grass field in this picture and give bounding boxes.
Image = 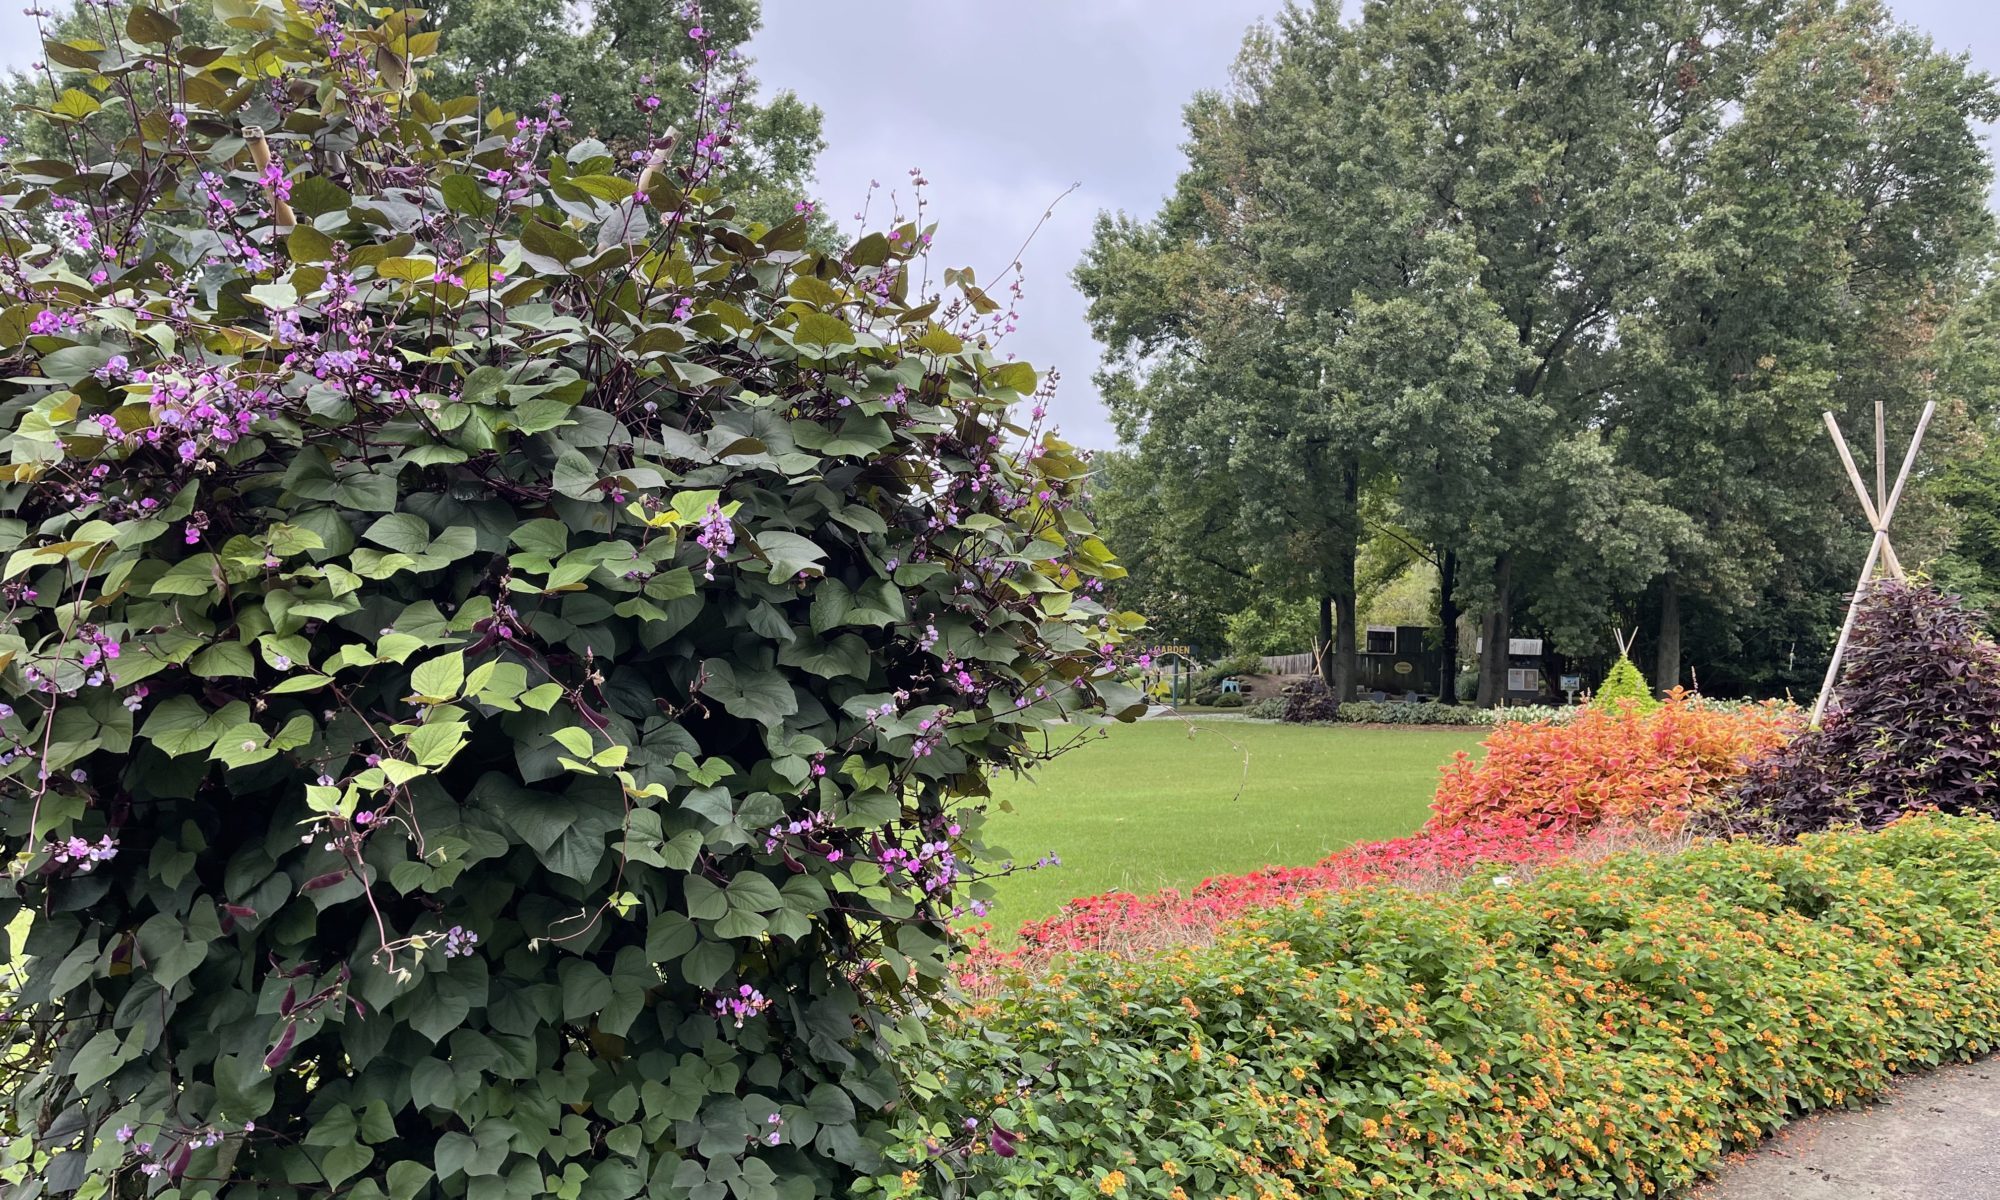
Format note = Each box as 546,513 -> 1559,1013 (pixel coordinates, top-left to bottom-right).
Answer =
981,719 -> 1485,929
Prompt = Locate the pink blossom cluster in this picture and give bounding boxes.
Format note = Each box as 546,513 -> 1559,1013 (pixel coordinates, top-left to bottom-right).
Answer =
86,360 -> 279,470
712,983 -> 770,1028
50,833 -> 118,873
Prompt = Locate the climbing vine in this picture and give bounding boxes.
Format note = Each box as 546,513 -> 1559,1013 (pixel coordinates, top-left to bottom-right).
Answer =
0,1 -> 1140,1195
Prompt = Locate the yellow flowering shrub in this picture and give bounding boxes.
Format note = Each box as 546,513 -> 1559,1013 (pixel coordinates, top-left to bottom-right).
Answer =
867,815 -> 2000,1198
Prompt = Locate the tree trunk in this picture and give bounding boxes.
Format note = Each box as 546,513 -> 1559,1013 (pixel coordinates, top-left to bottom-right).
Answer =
1437,548 -> 1460,705
1476,554 -> 1514,708
1329,461 -> 1360,701
1654,574 -> 1682,696
1333,580 -> 1358,701
1317,593 -> 1335,688
1320,563 -> 1359,699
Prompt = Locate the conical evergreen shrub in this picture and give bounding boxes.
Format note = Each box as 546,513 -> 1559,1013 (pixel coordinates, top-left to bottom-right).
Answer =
1594,653 -> 1660,714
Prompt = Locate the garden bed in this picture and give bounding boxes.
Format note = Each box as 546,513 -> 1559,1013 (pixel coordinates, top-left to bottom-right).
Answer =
887,815 -> 2000,1199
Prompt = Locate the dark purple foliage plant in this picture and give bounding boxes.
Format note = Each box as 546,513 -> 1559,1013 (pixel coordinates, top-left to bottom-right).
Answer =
1727,580 -> 2000,840
1280,676 -> 1341,724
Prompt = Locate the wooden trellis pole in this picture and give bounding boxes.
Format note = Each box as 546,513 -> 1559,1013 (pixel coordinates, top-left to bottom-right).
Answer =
242,126 -> 295,234
1810,399 -> 1935,728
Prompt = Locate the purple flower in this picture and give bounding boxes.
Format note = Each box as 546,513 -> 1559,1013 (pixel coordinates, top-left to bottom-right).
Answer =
695,502 -> 736,579
712,984 -> 770,1028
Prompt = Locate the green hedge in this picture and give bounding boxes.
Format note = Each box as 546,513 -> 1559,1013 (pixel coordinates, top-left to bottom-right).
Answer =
872,814 -> 2000,1199
1326,700 -> 1567,726
1311,698 -> 1790,728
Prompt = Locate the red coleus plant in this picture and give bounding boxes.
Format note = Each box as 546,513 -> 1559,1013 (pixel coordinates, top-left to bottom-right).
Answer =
960,818 -> 1612,985
1429,691 -> 1798,835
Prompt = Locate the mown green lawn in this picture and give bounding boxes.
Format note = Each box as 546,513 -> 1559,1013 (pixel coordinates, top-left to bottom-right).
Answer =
979,719 -> 1485,930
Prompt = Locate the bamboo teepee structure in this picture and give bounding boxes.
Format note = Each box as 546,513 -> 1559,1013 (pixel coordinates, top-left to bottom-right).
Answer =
1810,399 -> 1935,727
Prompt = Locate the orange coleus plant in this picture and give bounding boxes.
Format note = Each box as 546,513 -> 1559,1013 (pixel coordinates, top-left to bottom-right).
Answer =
1430,691 -> 1799,834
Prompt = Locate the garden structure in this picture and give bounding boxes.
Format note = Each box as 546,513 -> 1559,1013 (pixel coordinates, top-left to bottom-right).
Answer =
1812,400 -> 1935,726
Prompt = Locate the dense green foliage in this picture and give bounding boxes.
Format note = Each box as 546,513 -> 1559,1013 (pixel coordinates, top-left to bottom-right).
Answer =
0,3 -> 1137,1195
1243,696 -> 1285,720
876,814 -> 2000,1199
1591,655 -> 1658,715
1328,701 -> 1545,728
1085,451 -> 1238,655
0,0 -> 825,228
1728,582 -> 2000,840
1929,445 -> 2000,631
1080,0 -> 1998,703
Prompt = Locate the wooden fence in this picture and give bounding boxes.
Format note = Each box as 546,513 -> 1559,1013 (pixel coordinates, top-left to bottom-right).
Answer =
1260,652 -> 1318,676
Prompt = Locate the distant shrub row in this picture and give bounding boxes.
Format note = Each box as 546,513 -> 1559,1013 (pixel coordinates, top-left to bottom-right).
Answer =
1242,696 -> 1787,729
885,815 -> 2000,1199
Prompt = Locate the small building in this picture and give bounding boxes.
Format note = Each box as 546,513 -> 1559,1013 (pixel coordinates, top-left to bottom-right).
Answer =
1474,635 -> 1550,703
1358,625 -> 1446,700
1261,627 -> 1449,700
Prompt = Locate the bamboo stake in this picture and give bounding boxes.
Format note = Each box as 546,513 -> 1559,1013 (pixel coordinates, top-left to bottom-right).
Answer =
635,149 -> 669,202
1812,534 -> 1886,729
1879,400 -> 1935,537
243,125 -> 296,233
634,130 -> 677,202
1824,412 -> 1904,580
1874,401 -> 1887,517
1810,399 -> 1936,727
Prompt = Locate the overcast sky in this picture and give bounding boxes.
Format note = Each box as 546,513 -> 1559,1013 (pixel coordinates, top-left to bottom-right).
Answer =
0,2 -> 1989,450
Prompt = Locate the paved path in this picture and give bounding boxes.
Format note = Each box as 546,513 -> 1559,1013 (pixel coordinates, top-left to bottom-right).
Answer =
1692,1057 -> 2000,1199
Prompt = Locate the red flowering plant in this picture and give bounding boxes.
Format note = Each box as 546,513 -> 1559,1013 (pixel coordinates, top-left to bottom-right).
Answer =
958,819 -> 1592,985
0,1 -> 1141,1193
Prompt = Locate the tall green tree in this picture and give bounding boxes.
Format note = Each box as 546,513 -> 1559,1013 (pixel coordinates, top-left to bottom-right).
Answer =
1083,0 -> 1996,704
1926,274 -> 2000,627
1078,74 -> 1374,694
1616,0 -> 1997,691
1086,449 -> 1242,654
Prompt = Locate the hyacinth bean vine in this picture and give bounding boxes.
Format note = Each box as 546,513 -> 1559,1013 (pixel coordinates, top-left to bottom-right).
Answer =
0,1 -> 1143,1195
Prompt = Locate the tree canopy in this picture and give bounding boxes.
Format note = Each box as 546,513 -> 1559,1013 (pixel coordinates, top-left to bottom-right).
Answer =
1081,0 -> 1998,703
